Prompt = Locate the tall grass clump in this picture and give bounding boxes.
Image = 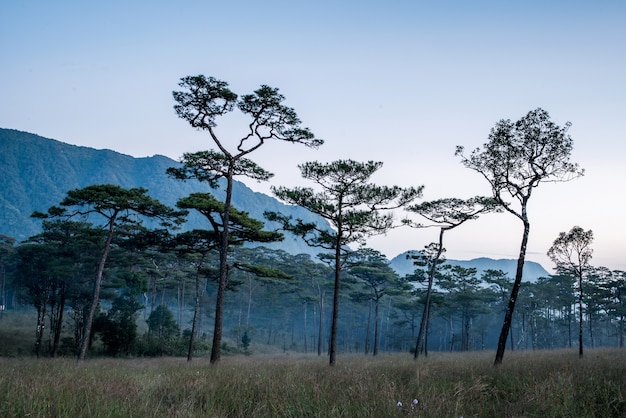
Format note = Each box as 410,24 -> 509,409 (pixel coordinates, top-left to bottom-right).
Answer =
1,349 -> 625,417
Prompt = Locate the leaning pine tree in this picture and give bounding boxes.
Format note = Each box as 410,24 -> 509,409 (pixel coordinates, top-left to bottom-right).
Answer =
167,75 -> 322,364
455,108 -> 584,365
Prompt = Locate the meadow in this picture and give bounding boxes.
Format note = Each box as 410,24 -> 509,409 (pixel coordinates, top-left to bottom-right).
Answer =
1,349 -> 625,417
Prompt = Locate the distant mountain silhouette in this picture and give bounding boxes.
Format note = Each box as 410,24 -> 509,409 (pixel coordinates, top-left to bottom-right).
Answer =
0,128 -> 328,256
0,128 -> 554,274
389,251 -> 550,282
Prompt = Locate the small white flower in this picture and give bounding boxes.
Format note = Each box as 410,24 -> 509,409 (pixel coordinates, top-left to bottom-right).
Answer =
397,401 -> 403,407
413,399 -> 419,405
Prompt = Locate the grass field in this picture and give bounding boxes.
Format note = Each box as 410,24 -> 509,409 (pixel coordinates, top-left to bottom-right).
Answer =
1,349 -> 625,417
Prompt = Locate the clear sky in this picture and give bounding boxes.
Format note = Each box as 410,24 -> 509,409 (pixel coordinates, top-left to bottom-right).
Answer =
2,1 -> 625,271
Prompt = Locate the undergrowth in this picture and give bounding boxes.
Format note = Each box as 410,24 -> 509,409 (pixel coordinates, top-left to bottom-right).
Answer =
0,349 -> 624,417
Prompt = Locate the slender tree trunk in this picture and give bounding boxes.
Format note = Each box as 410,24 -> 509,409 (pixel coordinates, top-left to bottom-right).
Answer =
509,320 -> 514,351
494,218 -> 529,366
462,307 -> 470,351
179,279 -> 185,333
415,228 -> 445,359
188,254 -> 205,362
78,218 -> 116,361
329,231 -> 342,366
424,313 -> 430,357
448,316 -> 454,351
210,173 -> 234,364
588,313 -> 595,349
364,300 -> 371,354
318,289 -> 324,356
415,277 -> 433,358
373,299 -> 380,356
35,301 -> 47,358
211,246 -> 228,364
187,278 -> 199,362
382,298 -> 391,352
578,276 -> 584,357
0,264 -> 5,314
567,305 -> 573,348
52,285 -> 66,358
303,302 -> 308,353
150,274 -> 157,315
246,276 -> 254,327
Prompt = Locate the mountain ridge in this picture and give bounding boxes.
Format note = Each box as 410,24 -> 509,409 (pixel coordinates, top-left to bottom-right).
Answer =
0,128 -> 326,256
389,251 -> 550,281
1,128 -> 552,275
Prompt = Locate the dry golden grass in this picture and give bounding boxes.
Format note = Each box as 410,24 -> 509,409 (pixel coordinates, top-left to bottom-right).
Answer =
0,349 -> 625,417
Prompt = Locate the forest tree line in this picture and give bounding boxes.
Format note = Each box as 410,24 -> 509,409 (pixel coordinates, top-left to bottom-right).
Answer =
1,75 -> 619,366
1,228 -> 625,359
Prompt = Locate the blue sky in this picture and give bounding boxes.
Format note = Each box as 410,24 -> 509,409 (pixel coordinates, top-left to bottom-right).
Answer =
1,1 -> 625,270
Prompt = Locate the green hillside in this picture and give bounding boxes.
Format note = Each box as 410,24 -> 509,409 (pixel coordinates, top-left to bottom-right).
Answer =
0,128 -> 327,256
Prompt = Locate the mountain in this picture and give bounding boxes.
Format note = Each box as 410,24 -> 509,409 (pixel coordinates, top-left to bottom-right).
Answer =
0,128 -> 328,256
0,128 -> 554,275
389,251 -> 550,282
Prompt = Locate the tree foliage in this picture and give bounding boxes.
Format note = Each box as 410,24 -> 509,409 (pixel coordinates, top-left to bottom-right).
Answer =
347,248 -> 399,355
32,184 -> 185,360
404,196 -> 500,358
456,108 -> 584,365
169,75 -> 322,364
268,159 -> 422,365
548,226 -> 594,357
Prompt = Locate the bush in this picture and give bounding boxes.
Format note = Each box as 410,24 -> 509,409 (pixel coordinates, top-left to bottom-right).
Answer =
147,305 -> 179,339
94,295 -> 142,356
134,334 -> 186,357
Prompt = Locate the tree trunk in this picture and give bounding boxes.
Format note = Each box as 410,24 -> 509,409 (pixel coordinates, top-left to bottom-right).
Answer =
35,302 -> 47,358
494,218 -> 529,366
210,173 -> 234,364
462,309 -> 468,351
318,289 -> 324,356
187,255 -> 205,362
52,284 -> 66,358
329,231 -> 342,366
364,300 -> 371,354
246,276 -> 254,327
567,305 -> 572,348
415,276 -> 433,358
303,302 -> 308,353
415,228 -> 444,359
578,276 -> 584,357
448,315 -> 455,351
210,248 -> 228,364
424,314 -> 430,357
267,315 -> 273,345
0,264 -> 5,314
150,274 -> 157,315
373,299 -> 380,356
178,279 -> 185,334
78,218 -> 116,361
